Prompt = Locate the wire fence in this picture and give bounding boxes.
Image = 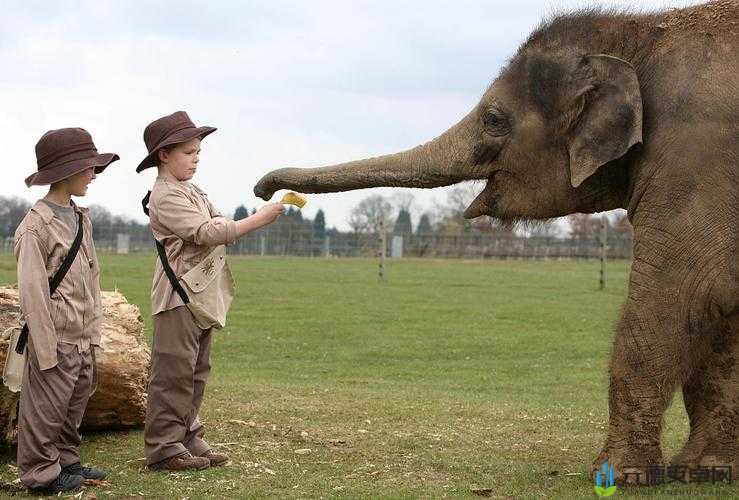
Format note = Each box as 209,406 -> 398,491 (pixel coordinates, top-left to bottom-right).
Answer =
2,230 -> 633,260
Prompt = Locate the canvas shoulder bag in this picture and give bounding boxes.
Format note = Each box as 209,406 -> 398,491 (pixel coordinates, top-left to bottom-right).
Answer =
143,191 -> 235,330
2,211 -> 84,392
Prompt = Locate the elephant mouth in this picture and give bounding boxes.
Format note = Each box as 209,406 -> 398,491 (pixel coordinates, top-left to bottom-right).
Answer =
463,173 -> 499,219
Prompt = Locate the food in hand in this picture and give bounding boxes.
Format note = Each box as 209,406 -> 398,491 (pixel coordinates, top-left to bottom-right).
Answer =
280,192 -> 307,208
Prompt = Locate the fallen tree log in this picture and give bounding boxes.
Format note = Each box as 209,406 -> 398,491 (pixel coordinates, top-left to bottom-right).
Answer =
0,287 -> 149,443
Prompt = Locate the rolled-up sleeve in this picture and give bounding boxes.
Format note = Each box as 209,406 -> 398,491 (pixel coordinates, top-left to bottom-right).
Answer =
14,228 -> 58,370
156,189 -> 237,246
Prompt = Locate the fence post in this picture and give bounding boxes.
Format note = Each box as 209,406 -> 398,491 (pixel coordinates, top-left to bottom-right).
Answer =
599,215 -> 607,290
116,233 -> 130,254
378,221 -> 386,283
260,234 -> 266,256
391,235 -> 403,258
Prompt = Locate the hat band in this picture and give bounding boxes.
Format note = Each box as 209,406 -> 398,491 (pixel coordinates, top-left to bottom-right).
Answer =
38,143 -> 98,169
148,122 -> 197,152
37,148 -> 99,171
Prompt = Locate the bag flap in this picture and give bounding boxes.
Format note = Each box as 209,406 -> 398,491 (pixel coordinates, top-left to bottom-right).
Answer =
180,245 -> 227,293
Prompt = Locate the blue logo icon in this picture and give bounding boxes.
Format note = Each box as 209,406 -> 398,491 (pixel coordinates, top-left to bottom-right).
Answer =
594,461 -> 617,497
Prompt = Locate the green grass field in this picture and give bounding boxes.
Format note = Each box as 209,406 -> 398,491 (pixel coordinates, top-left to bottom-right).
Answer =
0,254 -> 735,499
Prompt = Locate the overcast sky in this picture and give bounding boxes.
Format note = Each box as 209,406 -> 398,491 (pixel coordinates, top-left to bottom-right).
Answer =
1,0 -> 700,230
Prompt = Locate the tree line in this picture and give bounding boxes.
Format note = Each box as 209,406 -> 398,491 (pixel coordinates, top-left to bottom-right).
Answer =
0,189 -> 632,243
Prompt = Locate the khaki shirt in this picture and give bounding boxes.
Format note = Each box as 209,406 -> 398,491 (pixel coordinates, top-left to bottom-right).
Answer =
149,176 -> 237,315
14,200 -> 102,370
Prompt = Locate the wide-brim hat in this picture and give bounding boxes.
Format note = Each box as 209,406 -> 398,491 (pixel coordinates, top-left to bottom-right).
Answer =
136,111 -> 216,173
25,128 -> 119,187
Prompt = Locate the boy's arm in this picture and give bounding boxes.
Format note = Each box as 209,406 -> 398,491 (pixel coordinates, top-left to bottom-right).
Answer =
157,189 -> 238,246
14,227 -> 58,370
231,205 -> 285,238
157,190 -> 284,245
200,187 -> 283,238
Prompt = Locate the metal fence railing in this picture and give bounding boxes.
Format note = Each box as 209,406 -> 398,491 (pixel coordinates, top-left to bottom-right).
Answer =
2,231 -> 633,260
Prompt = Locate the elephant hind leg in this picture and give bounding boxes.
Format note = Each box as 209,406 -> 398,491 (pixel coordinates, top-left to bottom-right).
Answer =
672,314 -> 739,480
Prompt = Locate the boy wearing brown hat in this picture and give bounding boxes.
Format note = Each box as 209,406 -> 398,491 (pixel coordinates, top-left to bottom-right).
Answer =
138,111 -> 284,471
14,128 -> 118,493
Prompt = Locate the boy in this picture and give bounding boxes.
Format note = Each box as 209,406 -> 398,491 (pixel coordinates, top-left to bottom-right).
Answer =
15,128 -> 118,493
138,111 -> 284,471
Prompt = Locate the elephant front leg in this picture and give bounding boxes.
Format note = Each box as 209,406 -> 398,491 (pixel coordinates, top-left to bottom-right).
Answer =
671,314 -> 738,481
592,304 -> 680,485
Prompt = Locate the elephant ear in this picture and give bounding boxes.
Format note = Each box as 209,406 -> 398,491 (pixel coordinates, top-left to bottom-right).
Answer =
567,54 -> 643,188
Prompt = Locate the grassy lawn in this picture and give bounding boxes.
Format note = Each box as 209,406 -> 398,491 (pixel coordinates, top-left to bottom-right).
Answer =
0,253 -> 735,498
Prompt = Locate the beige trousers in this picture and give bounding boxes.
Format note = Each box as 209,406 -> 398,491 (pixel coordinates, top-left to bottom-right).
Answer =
144,306 -> 212,465
17,341 -> 95,488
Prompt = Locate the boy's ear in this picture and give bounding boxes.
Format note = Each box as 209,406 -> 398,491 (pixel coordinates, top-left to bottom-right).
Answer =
157,148 -> 168,165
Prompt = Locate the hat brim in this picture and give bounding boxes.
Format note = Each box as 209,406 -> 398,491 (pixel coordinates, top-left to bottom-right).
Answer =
136,126 -> 217,173
25,153 -> 120,187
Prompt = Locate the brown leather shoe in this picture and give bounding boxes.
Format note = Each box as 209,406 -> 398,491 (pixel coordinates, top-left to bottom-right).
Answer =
149,452 -> 210,471
200,450 -> 228,466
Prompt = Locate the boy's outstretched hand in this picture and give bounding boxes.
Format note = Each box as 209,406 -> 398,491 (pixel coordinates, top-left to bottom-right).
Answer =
232,202 -> 285,238
256,202 -> 285,224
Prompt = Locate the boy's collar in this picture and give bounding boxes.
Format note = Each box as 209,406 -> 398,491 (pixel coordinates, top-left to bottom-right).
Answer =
32,199 -> 87,220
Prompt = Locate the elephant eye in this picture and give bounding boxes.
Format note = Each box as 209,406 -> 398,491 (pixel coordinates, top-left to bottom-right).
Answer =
482,107 -> 510,136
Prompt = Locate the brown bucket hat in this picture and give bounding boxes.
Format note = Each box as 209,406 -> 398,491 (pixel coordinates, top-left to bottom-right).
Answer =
136,111 -> 217,173
25,128 -> 119,187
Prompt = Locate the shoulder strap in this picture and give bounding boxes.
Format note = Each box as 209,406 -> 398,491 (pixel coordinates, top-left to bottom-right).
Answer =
142,191 -> 190,305
142,190 -> 151,216
154,240 -> 190,304
16,212 -> 84,354
49,212 -> 84,294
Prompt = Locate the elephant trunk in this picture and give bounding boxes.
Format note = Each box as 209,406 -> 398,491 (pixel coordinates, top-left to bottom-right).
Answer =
254,109 -> 486,200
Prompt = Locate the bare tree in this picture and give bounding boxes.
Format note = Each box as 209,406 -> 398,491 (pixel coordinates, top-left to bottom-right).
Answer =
445,183 -> 481,217
569,213 -> 609,240
0,196 -> 31,237
88,204 -> 113,240
348,195 -> 394,234
436,182 -> 514,235
612,211 -> 633,237
526,220 -> 564,238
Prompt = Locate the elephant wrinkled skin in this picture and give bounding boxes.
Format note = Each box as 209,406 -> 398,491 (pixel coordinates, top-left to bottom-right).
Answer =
255,1 -> 738,484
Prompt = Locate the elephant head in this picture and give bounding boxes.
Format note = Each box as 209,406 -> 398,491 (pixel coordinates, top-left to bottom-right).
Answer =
255,47 -> 643,222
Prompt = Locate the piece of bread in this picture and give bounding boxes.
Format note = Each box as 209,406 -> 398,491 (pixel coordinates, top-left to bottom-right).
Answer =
280,192 -> 307,208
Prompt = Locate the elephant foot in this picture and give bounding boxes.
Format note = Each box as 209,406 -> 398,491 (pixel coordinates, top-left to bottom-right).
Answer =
592,443 -> 664,487
670,440 -> 738,481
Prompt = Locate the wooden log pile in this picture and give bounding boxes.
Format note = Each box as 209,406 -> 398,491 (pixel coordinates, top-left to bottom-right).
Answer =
0,287 -> 149,443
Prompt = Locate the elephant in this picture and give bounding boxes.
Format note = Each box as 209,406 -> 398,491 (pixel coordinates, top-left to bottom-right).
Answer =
255,0 -> 738,484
